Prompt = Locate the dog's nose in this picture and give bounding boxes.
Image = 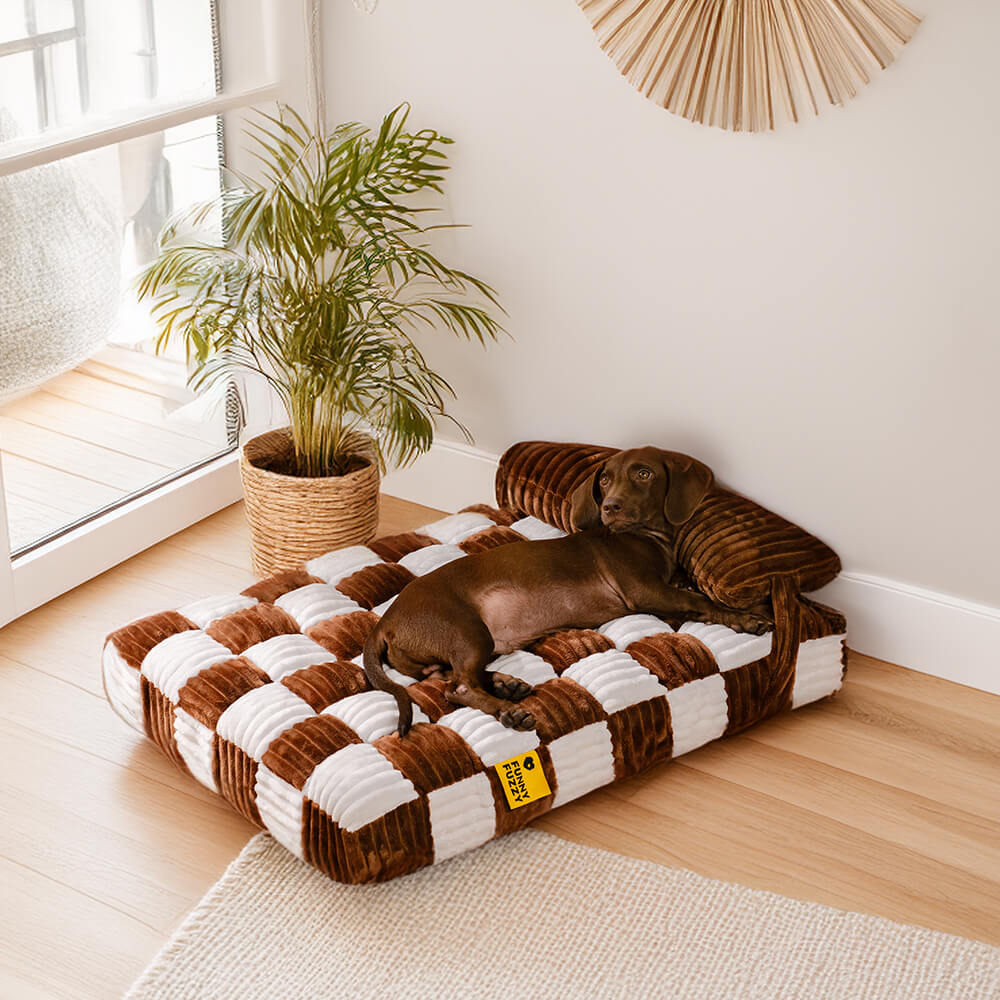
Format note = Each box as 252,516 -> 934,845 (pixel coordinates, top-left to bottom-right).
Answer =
602,498 -> 622,514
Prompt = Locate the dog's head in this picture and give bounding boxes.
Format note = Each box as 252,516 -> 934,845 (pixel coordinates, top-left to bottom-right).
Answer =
569,446 -> 714,534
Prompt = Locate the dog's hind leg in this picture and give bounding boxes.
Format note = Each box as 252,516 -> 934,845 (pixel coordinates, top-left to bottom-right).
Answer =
445,628 -> 536,731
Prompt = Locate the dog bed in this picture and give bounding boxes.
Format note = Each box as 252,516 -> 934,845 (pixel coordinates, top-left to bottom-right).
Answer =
103,440 -> 846,884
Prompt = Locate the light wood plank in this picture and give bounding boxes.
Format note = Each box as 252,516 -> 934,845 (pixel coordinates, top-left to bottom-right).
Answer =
0,726 -> 232,934
847,654 -> 1000,732
40,371 -> 207,440
0,416 -> 170,487
0,857 -> 164,1000
92,345 -> 195,384
3,391 -> 221,469
0,653 -> 237,804
77,358 -> 192,404
1,453 -> 125,516
2,495 -> 79,551
747,701 -> 1000,825
537,765 -> 1000,944
681,737 -> 1000,883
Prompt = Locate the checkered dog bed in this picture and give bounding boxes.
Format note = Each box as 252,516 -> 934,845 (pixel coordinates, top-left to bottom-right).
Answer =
103,441 -> 846,884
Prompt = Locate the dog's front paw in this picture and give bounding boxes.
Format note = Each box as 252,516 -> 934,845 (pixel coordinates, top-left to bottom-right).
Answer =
492,672 -> 532,702
498,708 -> 535,731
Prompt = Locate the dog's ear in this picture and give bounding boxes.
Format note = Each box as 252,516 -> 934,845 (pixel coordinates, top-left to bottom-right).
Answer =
569,465 -> 604,531
659,451 -> 713,525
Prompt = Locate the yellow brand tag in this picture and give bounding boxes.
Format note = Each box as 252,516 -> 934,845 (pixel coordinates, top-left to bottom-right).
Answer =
493,750 -> 551,810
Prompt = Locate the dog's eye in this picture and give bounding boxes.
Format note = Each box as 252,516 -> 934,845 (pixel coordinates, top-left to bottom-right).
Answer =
637,468 -> 652,480
599,472 -> 610,485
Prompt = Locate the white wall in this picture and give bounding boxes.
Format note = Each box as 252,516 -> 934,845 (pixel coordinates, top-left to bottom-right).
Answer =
322,0 -> 999,612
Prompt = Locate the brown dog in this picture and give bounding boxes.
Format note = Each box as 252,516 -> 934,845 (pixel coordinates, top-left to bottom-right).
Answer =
363,447 -> 771,736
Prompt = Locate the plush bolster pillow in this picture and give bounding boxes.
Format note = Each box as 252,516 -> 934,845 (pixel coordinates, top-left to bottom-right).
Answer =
495,441 -> 841,608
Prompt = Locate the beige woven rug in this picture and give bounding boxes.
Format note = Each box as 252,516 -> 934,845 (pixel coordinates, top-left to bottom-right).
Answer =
126,830 -> 1000,1000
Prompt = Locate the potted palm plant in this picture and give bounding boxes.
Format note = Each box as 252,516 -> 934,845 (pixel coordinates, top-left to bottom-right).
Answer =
137,105 -> 503,575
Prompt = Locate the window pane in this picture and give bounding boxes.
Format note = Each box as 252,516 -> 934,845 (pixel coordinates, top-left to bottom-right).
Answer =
0,53 -> 40,137
0,8 -> 27,44
152,0 -> 217,101
43,40 -> 82,128
0,116 -> 232,555
34,0 -> 76,35
0,0 -> 217,146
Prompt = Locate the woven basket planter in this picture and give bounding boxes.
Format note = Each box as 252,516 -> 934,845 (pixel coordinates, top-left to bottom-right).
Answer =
240,427 -> 380,577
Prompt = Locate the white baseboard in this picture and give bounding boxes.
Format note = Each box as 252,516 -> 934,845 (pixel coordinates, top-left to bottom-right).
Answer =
381,439 -> 500,513
810,573 -> 1000,696
382,438 -> 1000,697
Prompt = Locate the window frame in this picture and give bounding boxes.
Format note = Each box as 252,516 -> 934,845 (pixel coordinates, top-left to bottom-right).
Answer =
0,0 -> 307,626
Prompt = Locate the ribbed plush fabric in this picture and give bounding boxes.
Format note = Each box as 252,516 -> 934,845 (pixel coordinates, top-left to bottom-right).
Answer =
495,441 -> 841,606
104,495 -> 845,885
125,831 -> 1000,1000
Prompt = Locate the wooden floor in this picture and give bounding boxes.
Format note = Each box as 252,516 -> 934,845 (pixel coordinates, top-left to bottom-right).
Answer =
0,347 -> 227,552
1,496 -> 998,999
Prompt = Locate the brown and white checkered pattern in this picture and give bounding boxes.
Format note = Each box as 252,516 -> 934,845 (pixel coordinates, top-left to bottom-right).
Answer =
103,505 -> 846,884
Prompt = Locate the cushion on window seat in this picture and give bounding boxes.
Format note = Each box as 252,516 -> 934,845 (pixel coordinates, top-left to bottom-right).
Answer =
102,446 -> 846,885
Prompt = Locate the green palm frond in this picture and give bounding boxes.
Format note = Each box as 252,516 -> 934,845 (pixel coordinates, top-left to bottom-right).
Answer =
136,103 -> 503,477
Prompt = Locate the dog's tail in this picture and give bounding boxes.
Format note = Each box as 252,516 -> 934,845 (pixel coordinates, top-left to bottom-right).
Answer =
362,627 -> 414,737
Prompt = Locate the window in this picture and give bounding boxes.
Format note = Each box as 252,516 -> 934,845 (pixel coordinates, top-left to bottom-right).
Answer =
0,1 -> 90,137
0,0 -> 217,141
0,0 -> 287,624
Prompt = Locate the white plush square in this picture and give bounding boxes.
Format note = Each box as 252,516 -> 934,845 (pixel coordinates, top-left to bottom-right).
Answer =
256,763 -> 306,859
305,545 -> 383,585
178,593 -> 259,629
216,684 -> 315,761
548,722 -> 616,807
350,655 -> 425,687
141,630 -> 233,702
174,708 -> 218,791
418,512 -> 495,545
302,742 -> 419,833
791,633 -> 847,708
102,641 -> 144,734
509,516 -> 566,540
385,667 -> 416,687
666,674 -> 729,757
242,634 -> 333,681
563,650 -> 664,713
679,621 -> 773,672
437,707 -> 539,767
323,691 -> 429,741
398,543 -> 466,577
487,650 -> 558,687
428,773 -> 496,863
600,614 -> 674,649
276,583 -> 363,631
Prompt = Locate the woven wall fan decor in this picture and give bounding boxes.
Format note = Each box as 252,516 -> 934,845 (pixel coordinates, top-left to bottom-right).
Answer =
576,0 -> 921,130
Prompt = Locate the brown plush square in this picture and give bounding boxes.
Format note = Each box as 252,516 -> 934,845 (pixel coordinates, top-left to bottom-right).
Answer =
177,657 -> 271,728
530,629 -> 615,673
207,604 -> 300,653
627,633 -> 720,689
307,610 -> 380,660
